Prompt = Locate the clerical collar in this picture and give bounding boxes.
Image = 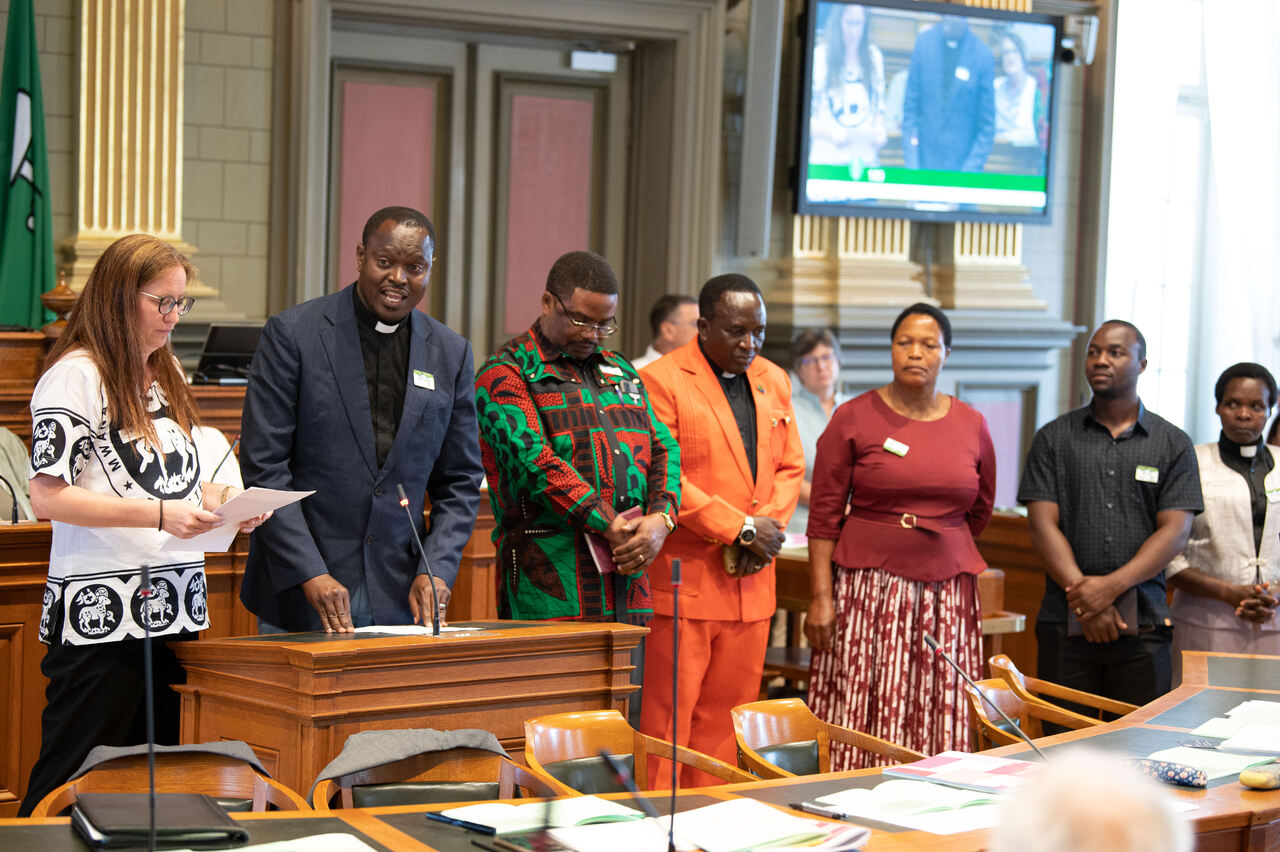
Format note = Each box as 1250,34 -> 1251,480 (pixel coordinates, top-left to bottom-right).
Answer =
352,286 -> 403,334
1219,431 -> 1262,460
698,339 -> 741,380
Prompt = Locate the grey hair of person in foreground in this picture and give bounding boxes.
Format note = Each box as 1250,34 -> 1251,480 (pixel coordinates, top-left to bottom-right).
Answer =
990,748 -> 1192,852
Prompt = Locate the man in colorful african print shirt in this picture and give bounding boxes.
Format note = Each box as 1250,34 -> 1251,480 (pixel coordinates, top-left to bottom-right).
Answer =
475,251 -> 680,633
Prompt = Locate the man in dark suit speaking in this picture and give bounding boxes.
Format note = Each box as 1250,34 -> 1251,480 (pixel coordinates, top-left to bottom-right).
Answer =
239,206 -> 482,633
901,15 -> 996,173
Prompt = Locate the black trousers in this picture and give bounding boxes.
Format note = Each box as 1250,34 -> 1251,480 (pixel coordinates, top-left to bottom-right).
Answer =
1035,621 -> 1173,714
18,636 -> 188,816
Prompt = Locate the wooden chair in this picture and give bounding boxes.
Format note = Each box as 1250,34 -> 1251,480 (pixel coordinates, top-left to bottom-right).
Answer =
523,709 -> 755,794
313,747 -> 559,810
731,698 -> 925,778
32,751 -> 310,817
989,653 -> 1140,721
965,677 -> 1105,751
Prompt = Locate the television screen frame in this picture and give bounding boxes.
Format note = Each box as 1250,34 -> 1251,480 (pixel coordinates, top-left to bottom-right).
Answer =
795,0 -> 1065,224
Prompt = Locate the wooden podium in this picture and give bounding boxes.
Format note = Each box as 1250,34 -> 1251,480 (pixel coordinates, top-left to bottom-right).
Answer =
171,622 -> 645,795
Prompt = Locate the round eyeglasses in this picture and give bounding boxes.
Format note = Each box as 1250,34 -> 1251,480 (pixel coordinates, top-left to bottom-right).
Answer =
552,291 -> 618,336
140,291 -> 196,316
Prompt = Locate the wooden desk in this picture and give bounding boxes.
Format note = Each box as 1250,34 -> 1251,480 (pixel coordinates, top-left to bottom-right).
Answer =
171,622 -> 646,796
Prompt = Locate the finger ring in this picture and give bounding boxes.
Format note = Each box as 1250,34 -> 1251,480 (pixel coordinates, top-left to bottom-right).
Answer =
1075,607 -> 1083,616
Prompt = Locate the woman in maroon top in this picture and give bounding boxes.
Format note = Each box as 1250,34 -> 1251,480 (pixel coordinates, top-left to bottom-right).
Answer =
804,304 -> 995,768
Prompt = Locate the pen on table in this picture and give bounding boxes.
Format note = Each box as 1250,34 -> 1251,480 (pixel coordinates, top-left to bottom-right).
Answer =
210,434 -> 240,482
789,801 -> 851,820
424,811 -> 497,834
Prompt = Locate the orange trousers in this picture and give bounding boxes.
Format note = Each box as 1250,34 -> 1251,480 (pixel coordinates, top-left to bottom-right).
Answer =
639,615 -> 770,789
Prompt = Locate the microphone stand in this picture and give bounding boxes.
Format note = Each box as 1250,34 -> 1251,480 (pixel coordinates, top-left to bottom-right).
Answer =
0,473 -> 20,523
922,633 -> 1046,760
140,564 -> 157,851
208,435 -> 240,482
395,484 -> 440,635
667,558 -> 681,852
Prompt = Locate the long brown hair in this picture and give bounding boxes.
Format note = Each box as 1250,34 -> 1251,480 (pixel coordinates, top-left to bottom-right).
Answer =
46,234 -> 201,447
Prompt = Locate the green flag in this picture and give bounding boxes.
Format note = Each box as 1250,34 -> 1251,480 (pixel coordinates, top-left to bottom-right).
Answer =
0,0 -> 55,329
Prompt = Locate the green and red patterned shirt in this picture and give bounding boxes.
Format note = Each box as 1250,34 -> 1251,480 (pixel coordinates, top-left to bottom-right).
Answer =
475,322 -> 680,622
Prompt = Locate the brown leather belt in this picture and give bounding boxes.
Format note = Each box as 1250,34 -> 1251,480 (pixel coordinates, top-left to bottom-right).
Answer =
847,506 -> 967,534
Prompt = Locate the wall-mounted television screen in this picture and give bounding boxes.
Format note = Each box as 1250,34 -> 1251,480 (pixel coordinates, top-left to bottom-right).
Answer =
796,0 -> 1064,223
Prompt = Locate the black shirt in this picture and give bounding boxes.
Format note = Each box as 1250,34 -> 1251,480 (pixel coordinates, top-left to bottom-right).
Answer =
352,287 -> 410,469
1017,403 -> 1203,627
699,340 -> 757,481
1217,432 -> 1275,554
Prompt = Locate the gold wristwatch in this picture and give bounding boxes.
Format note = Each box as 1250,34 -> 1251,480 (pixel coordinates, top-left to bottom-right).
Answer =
658,510 -> 676,533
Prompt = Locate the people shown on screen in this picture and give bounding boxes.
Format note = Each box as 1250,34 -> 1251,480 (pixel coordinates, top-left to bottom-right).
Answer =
993,31 -> 1045,174
809,4 -> 886,171
901,15 -> 995,173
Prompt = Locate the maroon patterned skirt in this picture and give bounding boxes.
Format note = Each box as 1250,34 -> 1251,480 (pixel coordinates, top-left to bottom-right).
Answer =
807,565 -> 981,770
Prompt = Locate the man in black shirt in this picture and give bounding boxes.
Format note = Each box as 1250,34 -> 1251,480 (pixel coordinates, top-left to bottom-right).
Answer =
1018,320 -> 1202,705
240,206 -> 483,633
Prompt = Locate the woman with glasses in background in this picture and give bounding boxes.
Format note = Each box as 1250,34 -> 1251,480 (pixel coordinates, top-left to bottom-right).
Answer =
19,234 -> 269,815
787,329 -> 848,538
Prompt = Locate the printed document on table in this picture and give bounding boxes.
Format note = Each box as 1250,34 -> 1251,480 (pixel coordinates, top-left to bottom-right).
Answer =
1192,700 -> 1280,739
818,779 -> 1002,835
161,487 -> 313,553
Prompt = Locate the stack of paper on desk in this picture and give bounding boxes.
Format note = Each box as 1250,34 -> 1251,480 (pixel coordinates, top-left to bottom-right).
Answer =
1145,747 -> 1274,781
548,799 -> 870,852
1219,723 -> 1280,756
440,795 -> 643,834
1191,700 -> 1280,739
880,751 -> 1039,794
815,779 -> 1002,835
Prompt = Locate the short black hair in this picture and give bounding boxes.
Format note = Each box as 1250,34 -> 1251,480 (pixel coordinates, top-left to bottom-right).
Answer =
890,302 -> 952,348
362,206 -> 435,254
698,273 -> 762,319
1214,362 -> 1278,408
790,328 -> 841,371
648,294 -> 697,337
1097,319 -> 1147,360
545,251 -> 619,299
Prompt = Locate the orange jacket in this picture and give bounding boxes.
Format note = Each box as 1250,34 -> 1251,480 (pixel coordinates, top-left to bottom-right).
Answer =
640,341 -> 804,622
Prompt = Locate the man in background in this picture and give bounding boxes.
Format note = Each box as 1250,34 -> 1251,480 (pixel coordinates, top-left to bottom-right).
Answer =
632,294 -> 698,369
240,206 -> 483,633
901,14 -> 995,172
639,274 -> 803,783
1018,320 -> 1201,706
475,251 -> 680,723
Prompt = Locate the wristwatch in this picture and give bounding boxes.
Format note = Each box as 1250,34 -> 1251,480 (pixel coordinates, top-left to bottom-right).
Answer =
737,515 -> 757,545
658,511 -> 676,534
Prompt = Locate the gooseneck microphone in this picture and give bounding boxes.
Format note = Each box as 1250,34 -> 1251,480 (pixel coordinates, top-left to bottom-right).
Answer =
0,473 -> 20,523
209,435 -> 240,482
922,633 -> 1046,760
599,749 -> 660,818
667,557 -> 682,852
395,483 -> 440,636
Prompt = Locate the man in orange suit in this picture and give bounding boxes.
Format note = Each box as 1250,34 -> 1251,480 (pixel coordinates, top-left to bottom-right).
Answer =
639,274 -> 804,785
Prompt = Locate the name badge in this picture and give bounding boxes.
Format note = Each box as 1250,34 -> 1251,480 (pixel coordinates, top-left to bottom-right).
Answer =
1135,465 -> 1159,484
600,365 -> 623,377
955,66 -> 971,82
1267,487 -> 1280,504
883,437 -> 909,457
413,370 -> 435,390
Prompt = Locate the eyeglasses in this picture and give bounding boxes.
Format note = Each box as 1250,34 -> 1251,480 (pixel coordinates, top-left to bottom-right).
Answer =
552,292 -> 618,336
139,291 -> 195,316
799,353 -> 836,368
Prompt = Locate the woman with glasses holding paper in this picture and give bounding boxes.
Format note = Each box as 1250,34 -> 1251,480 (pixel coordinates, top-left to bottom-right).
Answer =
19,234 -> 268,816
804,303 -> 995,769
1166,363 -> 1280,684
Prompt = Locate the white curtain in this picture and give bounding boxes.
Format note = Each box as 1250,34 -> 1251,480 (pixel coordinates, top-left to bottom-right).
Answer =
1198,0 -> 1280,437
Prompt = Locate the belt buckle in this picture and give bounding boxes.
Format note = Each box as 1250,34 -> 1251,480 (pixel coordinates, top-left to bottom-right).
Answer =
900,513 -> 917,529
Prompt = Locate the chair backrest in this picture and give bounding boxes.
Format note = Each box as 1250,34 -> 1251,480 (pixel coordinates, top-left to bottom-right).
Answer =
313,748 -> 556,809
965,679 -> 1035,750
32,752 -> 310,817
730,699 -> 826,777
989,653 -> 1140,720
524,710 -> 636,795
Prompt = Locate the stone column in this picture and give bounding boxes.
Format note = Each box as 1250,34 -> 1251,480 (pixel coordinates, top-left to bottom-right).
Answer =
61,0 -> 211,295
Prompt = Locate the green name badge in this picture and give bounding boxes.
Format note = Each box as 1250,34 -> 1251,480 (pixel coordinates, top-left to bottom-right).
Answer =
1135,464 -> 1159,484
